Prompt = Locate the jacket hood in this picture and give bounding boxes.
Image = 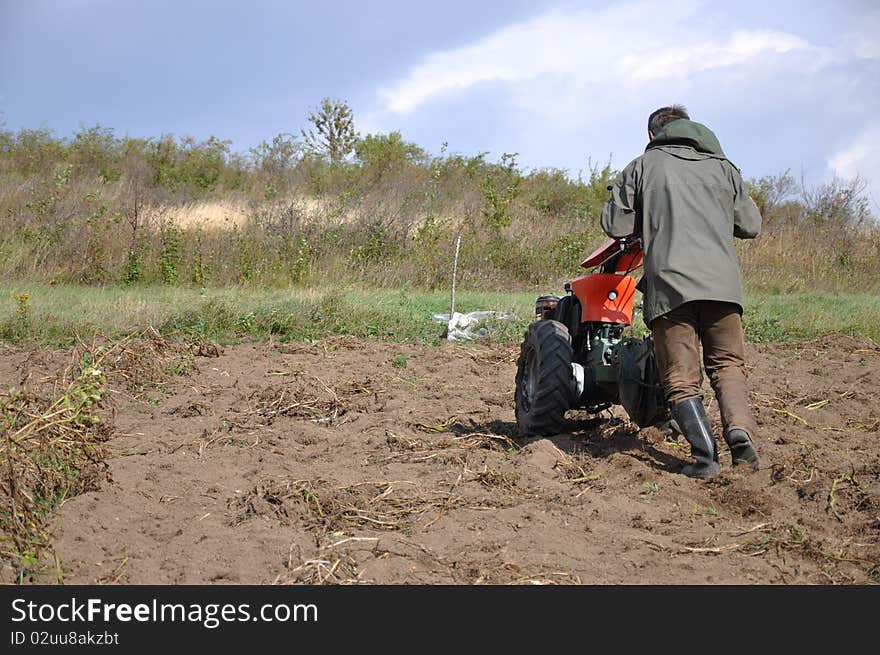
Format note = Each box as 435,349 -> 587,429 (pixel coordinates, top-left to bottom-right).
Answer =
646,119 -> 726,158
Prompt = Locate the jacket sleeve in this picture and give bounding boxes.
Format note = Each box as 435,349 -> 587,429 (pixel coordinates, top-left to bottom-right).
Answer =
601,161 -> 639,238
732,168 -> 762,239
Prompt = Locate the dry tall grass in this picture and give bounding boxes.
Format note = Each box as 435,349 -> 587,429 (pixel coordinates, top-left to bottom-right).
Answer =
1,126 -> 876,292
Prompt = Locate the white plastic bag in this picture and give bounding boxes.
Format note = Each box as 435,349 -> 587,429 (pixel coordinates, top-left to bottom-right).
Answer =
432,310 -> 513,341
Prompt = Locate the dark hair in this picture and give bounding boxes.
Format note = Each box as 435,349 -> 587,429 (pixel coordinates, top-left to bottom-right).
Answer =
648,105 -> 689,134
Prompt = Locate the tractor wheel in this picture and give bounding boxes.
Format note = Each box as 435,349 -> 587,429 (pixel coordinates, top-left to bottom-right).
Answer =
515,320 -> 578,436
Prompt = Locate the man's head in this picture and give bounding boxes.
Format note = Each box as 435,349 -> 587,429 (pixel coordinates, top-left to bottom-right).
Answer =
647,104 -> 689,140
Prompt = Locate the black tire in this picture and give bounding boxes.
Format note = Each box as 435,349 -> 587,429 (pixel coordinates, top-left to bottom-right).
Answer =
616,335 -> 668,428
515,320 -> 578,436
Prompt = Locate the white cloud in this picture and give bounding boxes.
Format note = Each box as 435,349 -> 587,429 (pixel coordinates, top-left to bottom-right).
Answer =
379,0 -> 813,114
619,30 -> 810,82
370,0 -> 878,204
829,123 -> 880,209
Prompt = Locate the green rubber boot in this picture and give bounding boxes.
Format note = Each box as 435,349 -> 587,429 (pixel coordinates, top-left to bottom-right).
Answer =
671,397 -> 721,479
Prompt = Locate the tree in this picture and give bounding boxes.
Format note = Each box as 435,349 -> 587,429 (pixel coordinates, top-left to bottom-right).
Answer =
355,131 -> 427,173
250,132 -> 301,178
301,98 -> 358,164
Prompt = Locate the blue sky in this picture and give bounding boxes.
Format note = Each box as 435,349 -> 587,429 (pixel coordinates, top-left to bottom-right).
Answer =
2,0 -> 878,205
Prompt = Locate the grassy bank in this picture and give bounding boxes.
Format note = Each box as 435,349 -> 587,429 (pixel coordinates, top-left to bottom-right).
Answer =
2,283 -> 878,347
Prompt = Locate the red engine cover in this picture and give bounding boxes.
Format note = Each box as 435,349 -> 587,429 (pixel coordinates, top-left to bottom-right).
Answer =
570,273 -> 637,325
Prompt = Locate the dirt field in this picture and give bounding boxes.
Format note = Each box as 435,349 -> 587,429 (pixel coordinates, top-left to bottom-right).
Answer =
2,335 -> 878,584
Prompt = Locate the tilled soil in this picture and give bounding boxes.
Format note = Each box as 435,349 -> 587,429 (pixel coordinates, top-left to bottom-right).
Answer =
3,335 -> 879,584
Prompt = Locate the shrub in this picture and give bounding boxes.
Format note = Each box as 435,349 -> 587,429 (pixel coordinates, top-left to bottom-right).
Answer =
159,223 -> 181,285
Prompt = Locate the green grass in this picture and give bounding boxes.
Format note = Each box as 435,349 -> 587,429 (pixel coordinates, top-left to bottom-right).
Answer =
741,294 -> 880,342
0,283 -> 537,346
1,282 -> 878,347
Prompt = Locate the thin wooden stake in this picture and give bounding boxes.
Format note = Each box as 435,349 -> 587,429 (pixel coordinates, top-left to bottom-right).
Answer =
449,234 -> 462,334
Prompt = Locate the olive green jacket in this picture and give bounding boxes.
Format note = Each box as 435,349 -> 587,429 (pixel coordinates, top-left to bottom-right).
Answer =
600,119 -> 762,325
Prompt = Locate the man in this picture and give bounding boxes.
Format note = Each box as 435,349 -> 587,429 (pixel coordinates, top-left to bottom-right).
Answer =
601,105 -> 762,479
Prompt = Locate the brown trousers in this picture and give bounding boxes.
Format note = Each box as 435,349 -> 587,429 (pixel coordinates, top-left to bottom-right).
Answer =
650,301 -> 758,438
